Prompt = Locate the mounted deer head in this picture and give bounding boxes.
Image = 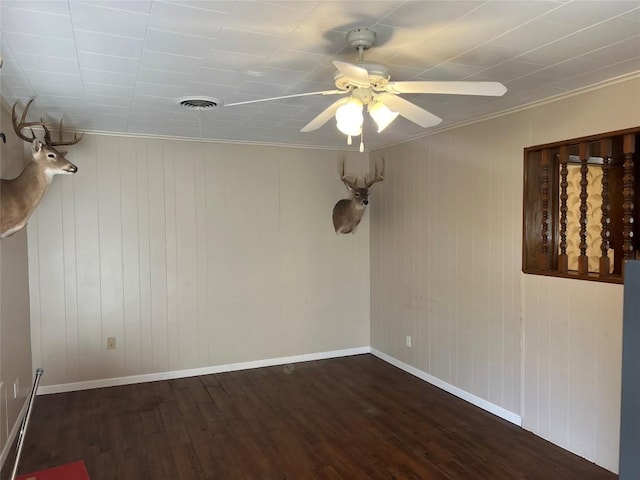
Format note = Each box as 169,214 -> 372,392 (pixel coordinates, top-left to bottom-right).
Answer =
1,100 -> 82,239
332,157 -> 385,234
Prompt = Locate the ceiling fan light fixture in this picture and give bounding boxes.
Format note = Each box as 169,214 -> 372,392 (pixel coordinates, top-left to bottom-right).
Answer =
336,98 -> 363,136
369,101 -> 399,132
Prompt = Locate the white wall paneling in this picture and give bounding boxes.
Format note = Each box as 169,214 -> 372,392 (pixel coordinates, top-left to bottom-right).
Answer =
371,76 -> 640,473
28,137 -> 371,387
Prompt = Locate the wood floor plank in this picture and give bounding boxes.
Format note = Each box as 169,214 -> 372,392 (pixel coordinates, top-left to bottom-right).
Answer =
2,355 -> 617,480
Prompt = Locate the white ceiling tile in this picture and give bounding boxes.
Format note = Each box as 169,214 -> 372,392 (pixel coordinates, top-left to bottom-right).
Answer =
148,1 -> 227,38
82,68 -> 137,87
621,8 -> 640,24
140,50 -> 203,74
379,1 -> 483,30
3,32 -> 77,57
472,60 -> 545,82
75,30 -> 145,58
25,69 -> 83,87
2,0 -> 639,150
82,82 -> 134,98
585,36 -> 640,63
164,1 -> 236,14
280,25 -> 346,56
134,82 -> 185,99
194,67 -> 251,86
144,29 -> 214,58
185,81 -> 236,99
9,53 -> 80,74
85,93 -> 133,107
209,29 -> 287,57
415,63 -> 485,81
562,17 -> 640,48
73,0 -> 152,14
224,1 -> 310,37
490,19 -> 578,51
1,1 -> 70,15
1,73 -> 31,88
30,95 -> 86,108
1,5 -> 74,38
235,81 -> 289,98
515,41 -> 594,66
78,52 -> 140,75
69,2 -> 149,39
203,49 -> 266,71
531,55 -> 607,81
85,104 -> 130,116
453,44 -> 527,69
138,68 -> 192,87
540,1 -> 640,27
243,67 -> 307,86
29,81 -> 84,97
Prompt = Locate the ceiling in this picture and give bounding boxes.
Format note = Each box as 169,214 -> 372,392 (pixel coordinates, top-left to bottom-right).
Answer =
1,1 -> 639,152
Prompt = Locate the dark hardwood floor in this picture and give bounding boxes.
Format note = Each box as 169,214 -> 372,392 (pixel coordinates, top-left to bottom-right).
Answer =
2,354 -> 617,479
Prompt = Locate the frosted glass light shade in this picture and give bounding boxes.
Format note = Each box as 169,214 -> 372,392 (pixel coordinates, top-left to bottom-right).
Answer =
369,101 -> 399,132
336,98 -> 363,136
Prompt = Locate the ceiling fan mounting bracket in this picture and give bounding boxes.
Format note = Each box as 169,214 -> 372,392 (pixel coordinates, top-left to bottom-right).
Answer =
346,28 -> 376,51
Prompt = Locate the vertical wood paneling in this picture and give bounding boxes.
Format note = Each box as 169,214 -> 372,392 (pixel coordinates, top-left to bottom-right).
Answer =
97,136 -> 125,377
147,140 -> 169,372
370,77 -> 639,474
595,284 -> 622,472
173,142 -> 198,368
163,142 -> 179,370
548,278 -> 570,448
203,148 -> 227,365
119,137 -> 142,374
567,281 -> 598,461
32,182 -> 66,385
73,139 -> 103,380
29,135 -> 369,391
135,139 -> 153,373
194,147 -> 209,367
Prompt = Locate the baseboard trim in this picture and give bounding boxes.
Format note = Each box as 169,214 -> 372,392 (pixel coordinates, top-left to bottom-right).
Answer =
370,348 -> 522,426
36,346 -> 521,428
37,346 -> 371,395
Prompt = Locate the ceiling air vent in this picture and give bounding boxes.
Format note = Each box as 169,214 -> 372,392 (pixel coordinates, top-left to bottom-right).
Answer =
176,96 -> 221,110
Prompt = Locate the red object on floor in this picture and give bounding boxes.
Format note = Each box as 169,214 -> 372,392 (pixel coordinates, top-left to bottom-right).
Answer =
16,461 -> 89,480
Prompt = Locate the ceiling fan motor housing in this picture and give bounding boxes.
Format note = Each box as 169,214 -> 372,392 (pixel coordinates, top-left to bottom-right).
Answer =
347,28 -> 376,50
333,62 -> 390,91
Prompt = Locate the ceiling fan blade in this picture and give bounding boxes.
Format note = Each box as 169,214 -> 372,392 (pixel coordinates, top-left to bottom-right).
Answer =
224,89 -> 344,107
385,81 -> 507,97
376,93 -> 442,128
300,97 -> 351,132
333,60 -> 370,88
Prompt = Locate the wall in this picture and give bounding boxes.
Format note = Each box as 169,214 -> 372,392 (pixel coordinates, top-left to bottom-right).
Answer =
371,74 -> 640,473
0,104 -> 32,464
27,136 -> 371,388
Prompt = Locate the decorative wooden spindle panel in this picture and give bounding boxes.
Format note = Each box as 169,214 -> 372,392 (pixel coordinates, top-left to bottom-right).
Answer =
558,146 -> 569,274
622,134 -> 636,271
578,143 -> 589,276
538,149 -> 551,270
599,139 -> 612,277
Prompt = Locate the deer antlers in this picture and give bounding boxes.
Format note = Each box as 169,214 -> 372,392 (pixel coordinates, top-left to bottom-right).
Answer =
340,157 -> 385,188
364,157 -> 385,188
11,99 -> 83,146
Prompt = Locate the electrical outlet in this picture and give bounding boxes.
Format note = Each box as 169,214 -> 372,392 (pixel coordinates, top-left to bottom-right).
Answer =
406,335 -> 412,348
107,337 -> 116,350
13,377 -> 19,398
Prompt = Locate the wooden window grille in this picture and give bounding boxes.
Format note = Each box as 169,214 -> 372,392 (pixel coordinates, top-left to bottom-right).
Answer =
523,127 -> 640,283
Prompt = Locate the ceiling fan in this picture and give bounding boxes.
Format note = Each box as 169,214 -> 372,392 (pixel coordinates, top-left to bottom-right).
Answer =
224,27 -> 507,142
